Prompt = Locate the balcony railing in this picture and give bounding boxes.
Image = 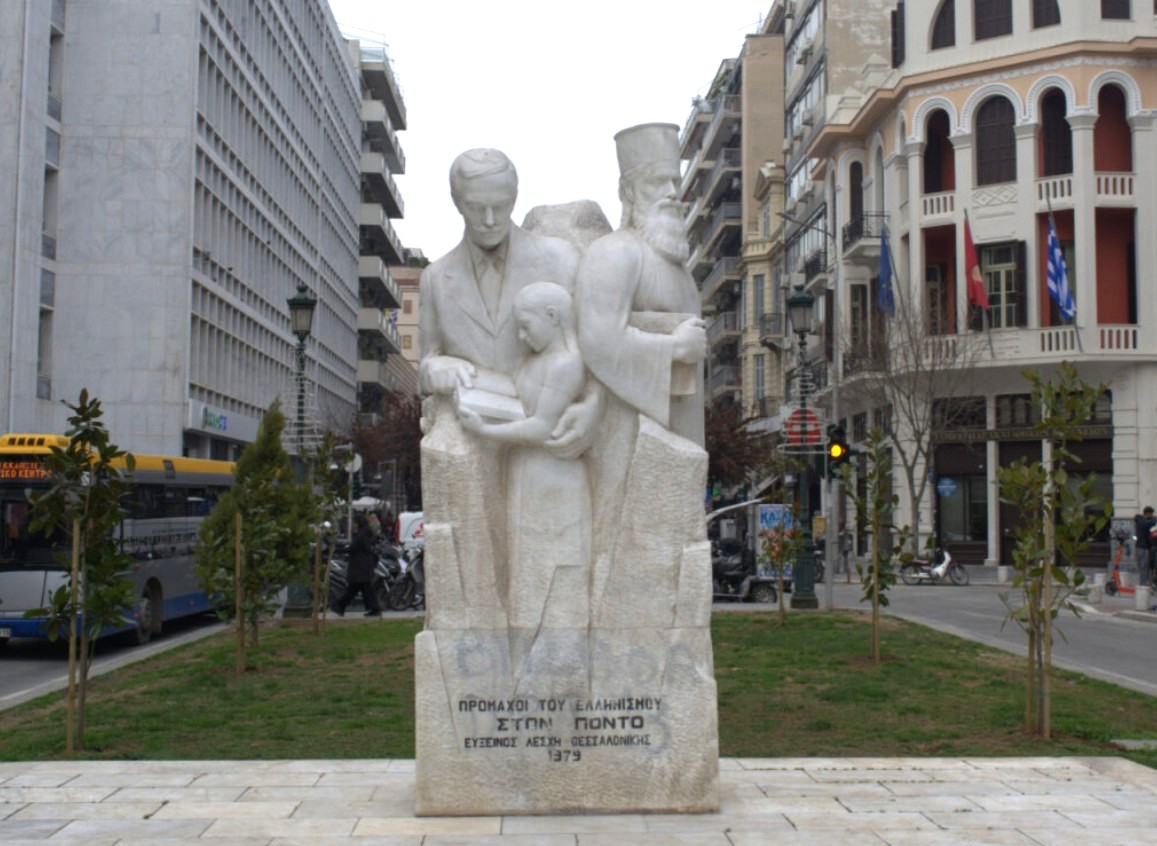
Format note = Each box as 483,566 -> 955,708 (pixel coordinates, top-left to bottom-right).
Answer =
841,212 -> 888,253
803,250 -> 829,285
360,151 -> 404,217
702,202 -> 742,250
361,100 -> 406,173
358,44 -> 407,130
706,310 -> 740,345
359,204 -> 404,265
1036,175 -> 1073,208
707,364 -> 741,395
759,312 -> 784,344
699,256 -> 740,301
357,307 -> 401,354
703,95 -> 741,155
1096,172 -> 1134,205
358,255 -> 402,309
921,191 -> 955,219
704,147 -> 742,197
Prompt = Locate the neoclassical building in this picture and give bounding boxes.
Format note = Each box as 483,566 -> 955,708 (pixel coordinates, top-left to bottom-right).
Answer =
804,1 -> 1157,566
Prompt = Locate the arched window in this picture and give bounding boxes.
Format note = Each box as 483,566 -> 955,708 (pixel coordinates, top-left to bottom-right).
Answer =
976,97 -> 1016,185
974,0 -> 1012,40
923,110 -> 955,193
1032,0 -> 1060,27
932,0 -> 955,49
1039,90 -> 1072,177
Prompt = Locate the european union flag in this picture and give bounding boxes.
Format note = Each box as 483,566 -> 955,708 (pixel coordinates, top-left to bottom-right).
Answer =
877,230 -> 895,316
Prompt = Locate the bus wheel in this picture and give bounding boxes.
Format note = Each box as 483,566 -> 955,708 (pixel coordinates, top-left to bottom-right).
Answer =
135,588 -> 160,645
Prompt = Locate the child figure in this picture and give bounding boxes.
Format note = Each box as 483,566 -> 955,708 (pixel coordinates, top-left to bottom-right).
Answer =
456,282 -> 591,633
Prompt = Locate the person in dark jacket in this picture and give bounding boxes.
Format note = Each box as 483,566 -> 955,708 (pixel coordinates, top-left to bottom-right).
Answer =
333,514 -> 382,617
1135,506 -> 1156,588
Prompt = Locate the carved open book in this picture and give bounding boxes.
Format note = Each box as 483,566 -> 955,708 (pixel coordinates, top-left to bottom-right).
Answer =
455,368 -> 526,422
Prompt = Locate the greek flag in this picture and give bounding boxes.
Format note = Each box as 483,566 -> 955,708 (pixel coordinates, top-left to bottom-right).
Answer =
877,230 -> 895,316
1046,218 -> 1075,321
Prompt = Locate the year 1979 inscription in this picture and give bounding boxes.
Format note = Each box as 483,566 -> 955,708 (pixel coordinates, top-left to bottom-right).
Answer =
456,696 -> 662,760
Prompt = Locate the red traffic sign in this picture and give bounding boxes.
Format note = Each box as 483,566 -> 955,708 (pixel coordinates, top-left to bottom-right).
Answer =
786,408 -> 822,446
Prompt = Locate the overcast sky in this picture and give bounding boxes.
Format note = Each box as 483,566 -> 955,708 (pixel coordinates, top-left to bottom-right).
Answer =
325,0 -> 771,260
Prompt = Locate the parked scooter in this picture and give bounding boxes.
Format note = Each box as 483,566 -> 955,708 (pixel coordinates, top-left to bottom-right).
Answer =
328,543 -> 403,612
712,539 -> 777,603
386,542 -> 425,611
898,547 -> 969,586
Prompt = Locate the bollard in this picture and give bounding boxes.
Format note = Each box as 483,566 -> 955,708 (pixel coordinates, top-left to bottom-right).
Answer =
996,565 -> 1011,583
1135,585 -> 1151,612
1087,584 -> 1103,605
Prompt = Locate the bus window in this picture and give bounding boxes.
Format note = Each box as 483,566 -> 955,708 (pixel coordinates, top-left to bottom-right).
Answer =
1,498 -> 66,570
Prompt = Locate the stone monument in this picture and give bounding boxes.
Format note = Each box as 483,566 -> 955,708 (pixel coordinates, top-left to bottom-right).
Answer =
414,128 -> 719,815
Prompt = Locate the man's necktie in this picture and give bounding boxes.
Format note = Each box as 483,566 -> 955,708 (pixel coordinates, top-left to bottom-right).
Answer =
479,258 -> 503,320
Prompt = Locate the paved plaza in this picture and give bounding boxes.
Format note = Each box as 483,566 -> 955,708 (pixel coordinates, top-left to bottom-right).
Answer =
2,756 -> 1157,844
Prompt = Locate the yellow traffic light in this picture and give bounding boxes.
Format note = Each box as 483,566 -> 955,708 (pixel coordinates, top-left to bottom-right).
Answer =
828,443 -> 846,460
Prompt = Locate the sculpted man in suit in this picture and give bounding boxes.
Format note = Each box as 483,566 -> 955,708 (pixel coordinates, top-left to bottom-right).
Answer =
418,148 -> 598,629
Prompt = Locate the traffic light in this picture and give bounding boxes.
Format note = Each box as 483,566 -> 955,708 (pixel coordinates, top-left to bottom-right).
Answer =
827,424 -> 850,476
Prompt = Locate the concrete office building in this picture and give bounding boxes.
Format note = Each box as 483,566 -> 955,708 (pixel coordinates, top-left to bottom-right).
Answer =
0,0 -> 364,459
806,1 -> 1157,567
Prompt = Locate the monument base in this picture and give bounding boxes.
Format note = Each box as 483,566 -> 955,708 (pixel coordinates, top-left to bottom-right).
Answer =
414,627 -> 719,815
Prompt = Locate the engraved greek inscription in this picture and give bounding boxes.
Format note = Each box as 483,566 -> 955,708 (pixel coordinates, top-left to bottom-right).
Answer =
495,716 -> 554,732
573,715 -> 645,730
548,749 -> 582,763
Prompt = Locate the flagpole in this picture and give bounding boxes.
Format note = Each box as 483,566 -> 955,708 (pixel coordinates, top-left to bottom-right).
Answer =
1044,194 -> 1083,352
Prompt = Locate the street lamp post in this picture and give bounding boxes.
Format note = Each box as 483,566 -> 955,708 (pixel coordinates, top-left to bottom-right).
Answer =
286,283 -> 318,458
787,284 -> 819,610
282,283 -> 317,618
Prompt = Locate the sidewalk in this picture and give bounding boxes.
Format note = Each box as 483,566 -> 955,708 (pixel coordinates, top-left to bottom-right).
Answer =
3,756 -> 1157,844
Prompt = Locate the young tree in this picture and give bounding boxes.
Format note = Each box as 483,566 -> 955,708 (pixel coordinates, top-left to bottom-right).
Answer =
840,428 -> 911,663
841,278 -> 984,552
27,390 -> 136,753
705,402 -> 770,496
352,392 -> 424,510
195,402 -> 315,658
997,363 -> 1110,738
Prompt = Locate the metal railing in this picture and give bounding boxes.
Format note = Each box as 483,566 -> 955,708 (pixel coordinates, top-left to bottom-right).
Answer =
841,212 -> 888,252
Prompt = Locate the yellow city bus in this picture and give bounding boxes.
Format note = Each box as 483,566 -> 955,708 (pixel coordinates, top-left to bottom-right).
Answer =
0,433 -> 234,647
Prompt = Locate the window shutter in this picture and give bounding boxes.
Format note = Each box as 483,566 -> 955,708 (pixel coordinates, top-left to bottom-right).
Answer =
890,3 -> 906,68
1015,240 -> 1027,327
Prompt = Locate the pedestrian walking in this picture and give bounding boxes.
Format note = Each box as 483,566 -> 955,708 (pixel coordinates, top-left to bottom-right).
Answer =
332,514 -> 382,617
1133,506 -> 1155,588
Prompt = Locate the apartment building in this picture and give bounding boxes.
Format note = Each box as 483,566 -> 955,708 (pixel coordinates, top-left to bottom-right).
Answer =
806,1 -> 1157,566
0,0 -> 364,459
680,13 -> 786,448
351,32 -> 408,428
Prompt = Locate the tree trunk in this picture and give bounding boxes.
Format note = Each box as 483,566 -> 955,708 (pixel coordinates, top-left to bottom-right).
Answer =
66,519 -> 80,755
235,512 -> 245,675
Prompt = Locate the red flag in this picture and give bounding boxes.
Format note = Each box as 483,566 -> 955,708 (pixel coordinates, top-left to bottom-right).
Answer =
963,212 -> 989,310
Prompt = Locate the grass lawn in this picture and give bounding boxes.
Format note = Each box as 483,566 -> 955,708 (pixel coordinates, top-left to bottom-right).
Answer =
1,611 -> 1155,769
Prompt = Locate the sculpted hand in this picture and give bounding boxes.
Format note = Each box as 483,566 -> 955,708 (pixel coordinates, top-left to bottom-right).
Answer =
456,405 -> 484,434
425,356 -> 476,395
546,392 -> 600,460
671,318 -> 707,364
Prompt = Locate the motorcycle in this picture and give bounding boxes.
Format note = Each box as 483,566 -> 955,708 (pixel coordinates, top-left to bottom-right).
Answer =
387,542 -> 425,611
712,539 -> 776,604
898,547 -> 969,586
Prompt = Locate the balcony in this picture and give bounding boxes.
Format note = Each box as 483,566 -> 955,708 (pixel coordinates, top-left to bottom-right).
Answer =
359,44 -> 407,130
359,203 -> 404,265
803,249 -> 830,287
754,395 -> 778,419
361,152 -> 404,218
680,147 -> 712,201
701,202 -> 742,254
357,307 -> 401,355
707,364 -> 741,400
703,95 -> 742,159
1096,172 -> 1135,206
841,212 -> 888,265
843,346 -> 888,378
358,255 -> 401,309
680,98 -> 714,158
357,359 -> 397,393
1035,175 -> 1073,210
707,311 -> 740,348
361,100 -> 406,173
699,256 -> 740,302
759,312 -> 784,348
703,148 -> 742,203
921,191 -> 955,222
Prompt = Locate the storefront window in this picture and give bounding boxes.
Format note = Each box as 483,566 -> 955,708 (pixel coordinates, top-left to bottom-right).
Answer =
938,475 -> 988,544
